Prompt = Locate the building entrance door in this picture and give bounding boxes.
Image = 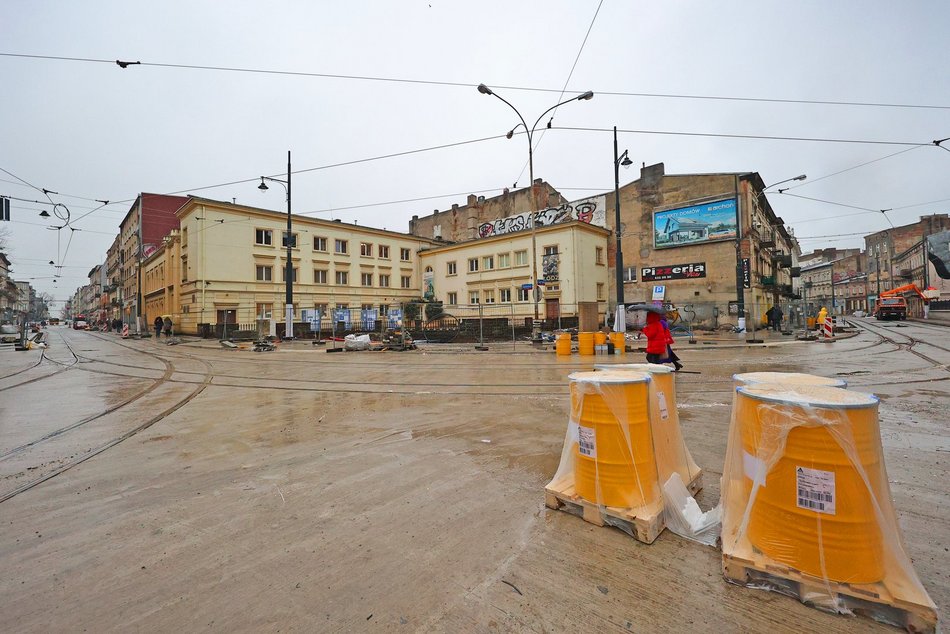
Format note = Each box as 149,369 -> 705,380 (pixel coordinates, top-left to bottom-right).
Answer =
545,298 -> 560,324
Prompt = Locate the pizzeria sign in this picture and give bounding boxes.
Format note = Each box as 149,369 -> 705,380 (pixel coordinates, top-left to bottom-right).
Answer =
641,262 -> 707,282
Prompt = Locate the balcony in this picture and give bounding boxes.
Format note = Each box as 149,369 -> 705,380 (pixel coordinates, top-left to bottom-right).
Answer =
789,267 -> 802,278
760,275 -> 776,287
772,254 -> 792,268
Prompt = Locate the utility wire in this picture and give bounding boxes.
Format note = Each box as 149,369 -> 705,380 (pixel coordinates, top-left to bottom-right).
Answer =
557,126 -> 929,147
2,52 -> 948,110
782,146 -> 924,191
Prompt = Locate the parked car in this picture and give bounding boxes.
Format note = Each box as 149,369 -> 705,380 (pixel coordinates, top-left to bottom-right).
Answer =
874,297 -> 907,320
73,319 -> 88,330
0,323 -> 19,343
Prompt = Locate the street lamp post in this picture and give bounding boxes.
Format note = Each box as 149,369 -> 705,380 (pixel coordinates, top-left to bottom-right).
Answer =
477,83 -> 593,327
613,126 -> 633,331
258,150 -> 294,340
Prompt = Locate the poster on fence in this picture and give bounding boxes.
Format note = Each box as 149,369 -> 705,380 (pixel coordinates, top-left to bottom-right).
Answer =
333,308 -> 351,328
301,309 -> 323,331
388,308 -> 402,328
362,309 -> 377,330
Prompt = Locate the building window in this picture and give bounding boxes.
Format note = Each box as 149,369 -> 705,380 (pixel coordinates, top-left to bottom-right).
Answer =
447,292 -> 457,305
335,271 -> 348,285
256,303 -> 273,319
255,229 -> 273,246
282,232 -> 298,249
335,239 -> 348,254
623,266 -> 637,283
484,289 -> 495,304
447,261 -> 457,276
379,303 -> 390,315
544,245 -> 558,256
401,275 -> 411,289
314,269 -> 328,284
517,287 -> 530,301
361,272 -> 373,286
361,303 -> 375,312
482,256 -> 494,270
400,248 -> 411,262
360,242 -> 373,257
378,245 -> 390,259
498,253 -> 510,268
314,236 -> 328,251
255,265 -> 272,281
514,250 -> 528,266
468,258 -> 479,272
282,267 -> 298,282
470,291 -> 479,304
597,283 -> 605,300
500,288 -> 511,303
379,274 -> 390,288
595,247 -> 604,265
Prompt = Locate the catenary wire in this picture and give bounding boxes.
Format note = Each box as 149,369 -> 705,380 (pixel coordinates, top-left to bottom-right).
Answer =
2,52 -> 948,110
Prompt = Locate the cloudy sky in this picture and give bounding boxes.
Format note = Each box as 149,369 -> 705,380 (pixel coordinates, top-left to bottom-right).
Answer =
2,1 -> 948,303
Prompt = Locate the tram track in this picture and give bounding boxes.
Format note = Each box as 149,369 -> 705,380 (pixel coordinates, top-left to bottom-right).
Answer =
848,318 -> 949,371
0,331 -> 80,391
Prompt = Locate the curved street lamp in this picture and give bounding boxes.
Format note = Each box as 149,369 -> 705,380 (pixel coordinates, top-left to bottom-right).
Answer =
477,83 -> 593,325
258,150 -> 294,340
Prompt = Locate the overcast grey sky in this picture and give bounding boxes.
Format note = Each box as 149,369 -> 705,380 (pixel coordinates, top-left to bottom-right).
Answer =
2,1 -> 948,303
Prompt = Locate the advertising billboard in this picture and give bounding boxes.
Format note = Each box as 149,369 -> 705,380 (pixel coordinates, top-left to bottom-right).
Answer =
654,198 -> 737,249
641,262 -> 707,282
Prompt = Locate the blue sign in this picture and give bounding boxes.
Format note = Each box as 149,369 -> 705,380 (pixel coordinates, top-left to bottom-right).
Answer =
537,279 -> 545,286
387,308 -> 402,328
521,283 -> 533,290
361,309 -> 377,330
654,198 -> 737,249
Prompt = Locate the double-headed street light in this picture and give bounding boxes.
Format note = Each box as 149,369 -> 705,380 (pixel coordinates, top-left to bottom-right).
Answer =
477,83 -> 593,324
258,150 -> 294,340
613,126 -> 633,331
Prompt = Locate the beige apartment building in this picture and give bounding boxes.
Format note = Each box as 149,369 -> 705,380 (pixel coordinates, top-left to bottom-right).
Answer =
418,221 -> 610,322
174,197 -> 439,335
142,230 -> 182,329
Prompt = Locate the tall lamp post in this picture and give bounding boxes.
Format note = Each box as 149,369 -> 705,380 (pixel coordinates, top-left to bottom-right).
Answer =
258,150 -> 294,340
477,83 -> 593,326
613,126 -> 633,331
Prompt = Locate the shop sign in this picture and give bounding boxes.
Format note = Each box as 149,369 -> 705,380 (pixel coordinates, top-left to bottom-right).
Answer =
742,258 -> 751,288
641,262 -> 707,282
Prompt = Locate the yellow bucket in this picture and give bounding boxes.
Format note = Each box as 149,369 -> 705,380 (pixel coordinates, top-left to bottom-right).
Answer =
556,333 -> 572,356
570,370 -> 658,508
577,332 -> 595,355
596,363 -> 700,487
609,332 -> 625,355
737,385 -> 884,583
593,331 -> 608,346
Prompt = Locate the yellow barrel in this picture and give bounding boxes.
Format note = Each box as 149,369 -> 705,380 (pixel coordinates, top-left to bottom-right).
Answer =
807,317 -> 816,329
577,332 -> 595,355
556,333 -> 572,356
733,372 -> 847,390
596,363 -> 700,487
570,370 -> 658,508
609,332 -> 625,355
594,331 -> 608,346
736,385 -> 884,583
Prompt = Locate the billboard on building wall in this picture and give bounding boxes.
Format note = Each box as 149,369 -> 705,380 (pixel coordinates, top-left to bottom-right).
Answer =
641,262 -> 707,282
654,198 -> 737,249
476,194 -> 606,238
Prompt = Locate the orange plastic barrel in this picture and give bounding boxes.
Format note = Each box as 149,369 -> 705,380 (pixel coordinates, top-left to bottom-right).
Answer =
577,332 -> 595,355
609,332 -> 625,355
556,333 -> 572,356
596,363 -> 700,487
570,370 -> 659,508
737,385 -> 884,583
733,372 -> 847,390
594,331 -> 608,346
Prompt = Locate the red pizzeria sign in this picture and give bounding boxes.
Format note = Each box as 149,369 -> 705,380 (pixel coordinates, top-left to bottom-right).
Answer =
641,262 -> 707,282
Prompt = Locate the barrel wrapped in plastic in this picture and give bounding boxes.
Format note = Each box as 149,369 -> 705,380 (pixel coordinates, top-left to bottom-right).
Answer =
546,370 -> 661,517
720,383 -> 936,628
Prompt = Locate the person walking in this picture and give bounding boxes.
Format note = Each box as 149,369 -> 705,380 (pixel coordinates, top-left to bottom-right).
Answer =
772,305 -> 784,331
162,316 -> 173,338
153,315 -> 163,339
660,316 -> 683,371
642,311 -> 669,365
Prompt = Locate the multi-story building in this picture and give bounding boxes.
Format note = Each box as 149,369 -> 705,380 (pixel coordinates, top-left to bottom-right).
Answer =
866,214 -> 950,310
0,253 -> 17,322
174,197 -> 440,335
118,193 -> 188,330
105,235 -> 122,322
799,249 -> 866,316
142,230 -> 182,329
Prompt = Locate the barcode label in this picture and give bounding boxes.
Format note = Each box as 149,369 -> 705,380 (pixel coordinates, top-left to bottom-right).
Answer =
578,426 -> 596,458
657,391 -> 669,420
796,466 -> 835,515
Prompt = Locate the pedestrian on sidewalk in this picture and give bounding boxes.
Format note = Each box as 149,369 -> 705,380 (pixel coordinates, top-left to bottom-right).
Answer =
642,312 -> 670,365
163,316 -> 173,338
660,316 -> 683,371
771,305 -> 784,331
153,316 -> 163,339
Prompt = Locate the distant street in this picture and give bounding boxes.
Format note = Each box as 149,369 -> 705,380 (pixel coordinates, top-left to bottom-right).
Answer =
0,323 -> 947,632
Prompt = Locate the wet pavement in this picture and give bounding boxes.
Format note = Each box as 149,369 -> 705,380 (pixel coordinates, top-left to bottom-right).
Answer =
0,321 -> 947,632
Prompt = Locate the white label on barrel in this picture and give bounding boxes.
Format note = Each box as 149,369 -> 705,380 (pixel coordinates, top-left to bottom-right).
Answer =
796,466 -> 836,515
578,425 -> 596,458
656,391 -> 670,420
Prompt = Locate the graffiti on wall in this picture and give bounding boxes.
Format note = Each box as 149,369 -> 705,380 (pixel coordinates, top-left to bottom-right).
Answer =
477,195 -> 606,239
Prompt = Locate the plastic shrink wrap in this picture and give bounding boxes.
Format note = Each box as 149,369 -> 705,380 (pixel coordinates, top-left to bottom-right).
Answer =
720,383 -> 937,631
545,370 -> 665,542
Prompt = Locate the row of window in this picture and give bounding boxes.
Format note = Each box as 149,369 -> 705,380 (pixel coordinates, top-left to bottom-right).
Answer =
255,265 -> 411,288
254,229 -> 412,261
253,303 -> 397,319
445,288 -> 530,305
455,250 -> 528,274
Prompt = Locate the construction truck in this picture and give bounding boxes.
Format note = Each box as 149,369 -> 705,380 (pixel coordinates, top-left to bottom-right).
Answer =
874,284 -> 931,320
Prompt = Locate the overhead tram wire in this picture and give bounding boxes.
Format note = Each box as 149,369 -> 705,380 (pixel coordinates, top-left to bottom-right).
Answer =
780,145 -> 925,191
3,52 -> 949,110
554,126 -> 929,147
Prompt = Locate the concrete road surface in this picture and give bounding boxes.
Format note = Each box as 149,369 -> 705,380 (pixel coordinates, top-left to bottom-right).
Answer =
0,320 -> 947,632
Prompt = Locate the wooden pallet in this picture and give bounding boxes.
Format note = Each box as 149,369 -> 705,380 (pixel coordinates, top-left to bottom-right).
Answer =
722,548 -> 937,633
544,469 -> 703,544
